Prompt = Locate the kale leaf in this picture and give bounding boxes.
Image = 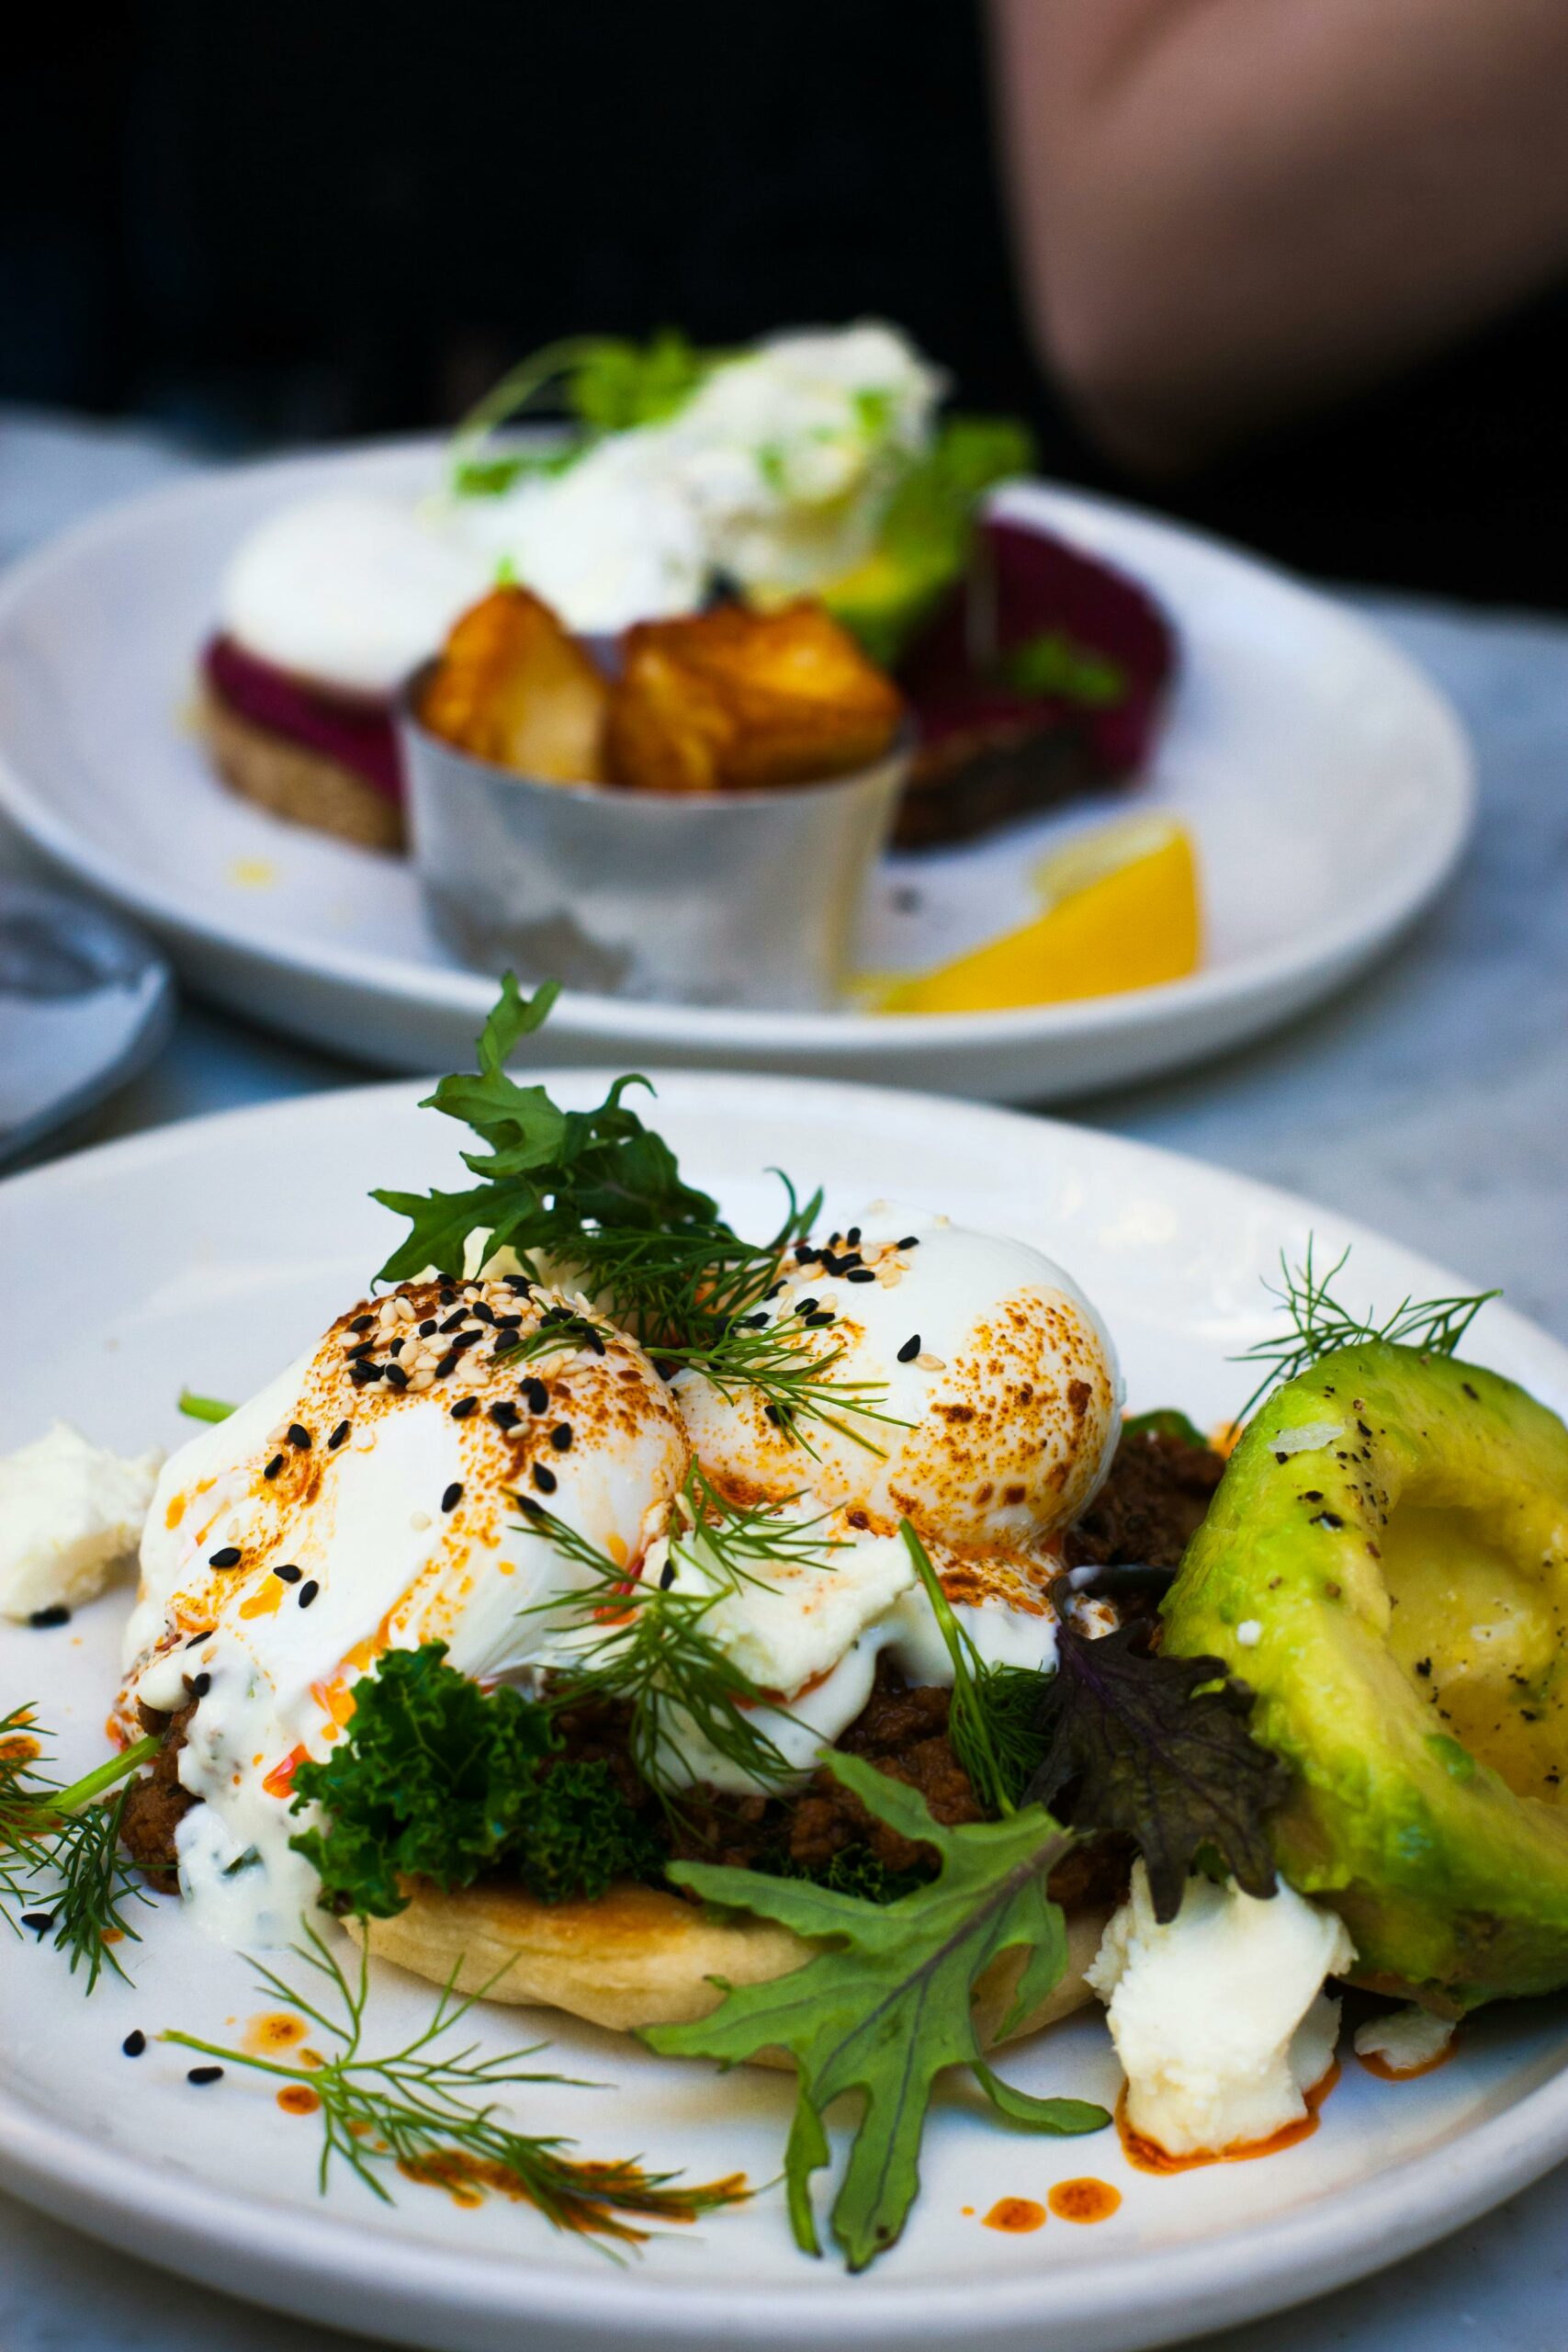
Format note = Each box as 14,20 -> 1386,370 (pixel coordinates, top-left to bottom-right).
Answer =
1023,1622 -> 1289,1922
645,1756 -> 1107,2270
288,1644 -> 659,1917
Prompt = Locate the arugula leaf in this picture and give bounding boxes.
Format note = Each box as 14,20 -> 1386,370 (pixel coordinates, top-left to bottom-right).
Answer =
1023,1623 -> 1289,1922
645,1755 -> 1107,2270
288,1645 -> 658,1917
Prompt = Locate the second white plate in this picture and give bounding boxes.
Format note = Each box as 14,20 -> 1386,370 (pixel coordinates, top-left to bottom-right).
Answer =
0,446 -> 1472,1097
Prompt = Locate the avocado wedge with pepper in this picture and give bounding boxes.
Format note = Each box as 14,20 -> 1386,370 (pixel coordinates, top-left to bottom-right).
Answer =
1163,1342 -> 1568,2009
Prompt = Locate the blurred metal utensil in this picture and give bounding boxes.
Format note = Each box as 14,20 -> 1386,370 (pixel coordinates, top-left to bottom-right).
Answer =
400,679 -> 907,1012
0,876 -> 174,1164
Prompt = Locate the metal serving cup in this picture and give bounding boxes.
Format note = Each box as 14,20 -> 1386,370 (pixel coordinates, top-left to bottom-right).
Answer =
400,672 -> 908,1012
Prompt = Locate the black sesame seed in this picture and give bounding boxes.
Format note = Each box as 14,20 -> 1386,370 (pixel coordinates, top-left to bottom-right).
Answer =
517,1495 -> 545,1519
491,1401 -> 521,1430
349,1313 -> 374,1334
383,1362 -> 410,1390
450,1329 -> 482,1353
796,1297 -> 818,1316
531,1463 -> 558,1495
209,1546 -> 242,1568
439,1309 -> 467,1335
350,1363 -> 379,1387
434,1351 -> 459,1379
389,1336 -> 404,1358
441,1482 -> 463,1513
186,1629 -> 213,1646
659,1559 -> 677,1589
653,1360 -> 675,1383
190,1672 -> 212,1699
273,1564 -> 301,1584
450,1396 -> 478,1420
524,1378 -> 549,1413
288,1423 -> 311,1451
470,1302 -> 495,1326
122,2030 -> 146,2057
739,1311 -> 770,1329
28,1604 -> 71,1629
344,1340 -> 374,1363
845,1267 -> 876,1284
805,1310 -> 835,1328
549,1423 -> 573,1452
328,1419 -> 351,1451
298,1580 -> 320,1610
846,1226 -> 862,1246
584,1327 -> 606,1355
494,1311 -> 525,1329
897,1334 -> 921,1363
186,2066 -> 224,2086
897,1236 -> 919,1250
21,1911 -> 55,1934
263,1453 -> 285,1480
764,1404 -> 782,1426
418,1319 -> 437,1338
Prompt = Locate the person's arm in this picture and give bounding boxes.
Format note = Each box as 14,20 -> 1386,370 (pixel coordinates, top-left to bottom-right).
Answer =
990,0 -> 1568,470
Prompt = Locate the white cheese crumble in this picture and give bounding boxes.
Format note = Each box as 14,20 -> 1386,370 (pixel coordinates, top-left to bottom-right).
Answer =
0,1422 -> 162,1621
1352,2005 -> 1455,2075
1235,1619 -> 1262,1647
1088,1860 -> 1355,2158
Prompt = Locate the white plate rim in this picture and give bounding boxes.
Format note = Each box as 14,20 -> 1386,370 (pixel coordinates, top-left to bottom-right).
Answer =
0,1069 -> 1563,2352
0,447 -> 1476,1057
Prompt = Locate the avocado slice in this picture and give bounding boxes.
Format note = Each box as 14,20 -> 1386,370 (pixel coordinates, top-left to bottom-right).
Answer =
1162,1342 -> 1568,2009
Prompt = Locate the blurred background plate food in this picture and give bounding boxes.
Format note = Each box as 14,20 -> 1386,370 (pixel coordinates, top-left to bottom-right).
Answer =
0,445 -> 1473,1101
0,876 -> 173,1165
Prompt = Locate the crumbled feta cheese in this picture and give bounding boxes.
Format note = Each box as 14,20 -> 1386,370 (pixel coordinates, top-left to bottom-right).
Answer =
1235,1619 -> 1262,1647
1353,2005 -> 1455,2075
1088,1860 -> 1356,2158
0,1422 -> 162,1620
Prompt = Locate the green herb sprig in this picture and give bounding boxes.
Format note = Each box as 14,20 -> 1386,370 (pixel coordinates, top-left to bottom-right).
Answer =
449,332 -> 719,499
1,1707 -> 158,1991
1235,1240 -> 1499,1420
899,1524 -> 1044,1816
162,1928 -> 746,2245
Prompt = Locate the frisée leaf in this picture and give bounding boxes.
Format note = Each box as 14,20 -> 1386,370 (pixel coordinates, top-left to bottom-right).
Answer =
644,1755 -> 1107,2269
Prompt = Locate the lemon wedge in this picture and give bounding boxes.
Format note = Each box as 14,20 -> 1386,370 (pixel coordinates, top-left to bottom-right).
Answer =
869,814 -> 1201,1015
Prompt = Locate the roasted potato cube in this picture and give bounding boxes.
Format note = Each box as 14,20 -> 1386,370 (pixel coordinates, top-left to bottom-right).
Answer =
605,602 -> 902,794
419,587 -> 608,783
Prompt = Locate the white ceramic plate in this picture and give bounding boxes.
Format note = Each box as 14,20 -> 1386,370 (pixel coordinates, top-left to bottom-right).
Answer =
2,1074 -> 1564,2352
0,443 -> 1473,1100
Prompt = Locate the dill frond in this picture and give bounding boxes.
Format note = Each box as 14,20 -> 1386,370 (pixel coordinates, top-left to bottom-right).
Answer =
1235,1240 -> 1499,1420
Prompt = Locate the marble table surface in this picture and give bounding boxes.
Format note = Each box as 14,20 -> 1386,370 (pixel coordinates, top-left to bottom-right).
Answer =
2,411 -> 1565,2352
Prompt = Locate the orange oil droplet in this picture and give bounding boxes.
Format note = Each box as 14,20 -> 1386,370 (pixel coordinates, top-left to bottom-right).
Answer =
1118,2062 -> 1340,2175
245,2010 -> 310,2054
262,1746 -> 308,1800
1048,2177 -> 1121,2223
1357,2042 -> 1456,2083
240,1580 -> 284,1621
983,2197 -> 1046,2233
961,2204 -> 975,2216
277,2086 -> 321,2116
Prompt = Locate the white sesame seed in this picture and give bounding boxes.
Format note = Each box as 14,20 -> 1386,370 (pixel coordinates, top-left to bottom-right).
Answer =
406,1369 -> 434,1393
1235,1619 -> 1263,1646
915,1352 -> 946,1372
410,1510 -> 432,1532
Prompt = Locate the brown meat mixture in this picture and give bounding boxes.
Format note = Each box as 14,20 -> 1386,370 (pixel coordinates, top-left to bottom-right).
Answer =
1065,1424 -> 1226,1574
118,1701 -> 197,1891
